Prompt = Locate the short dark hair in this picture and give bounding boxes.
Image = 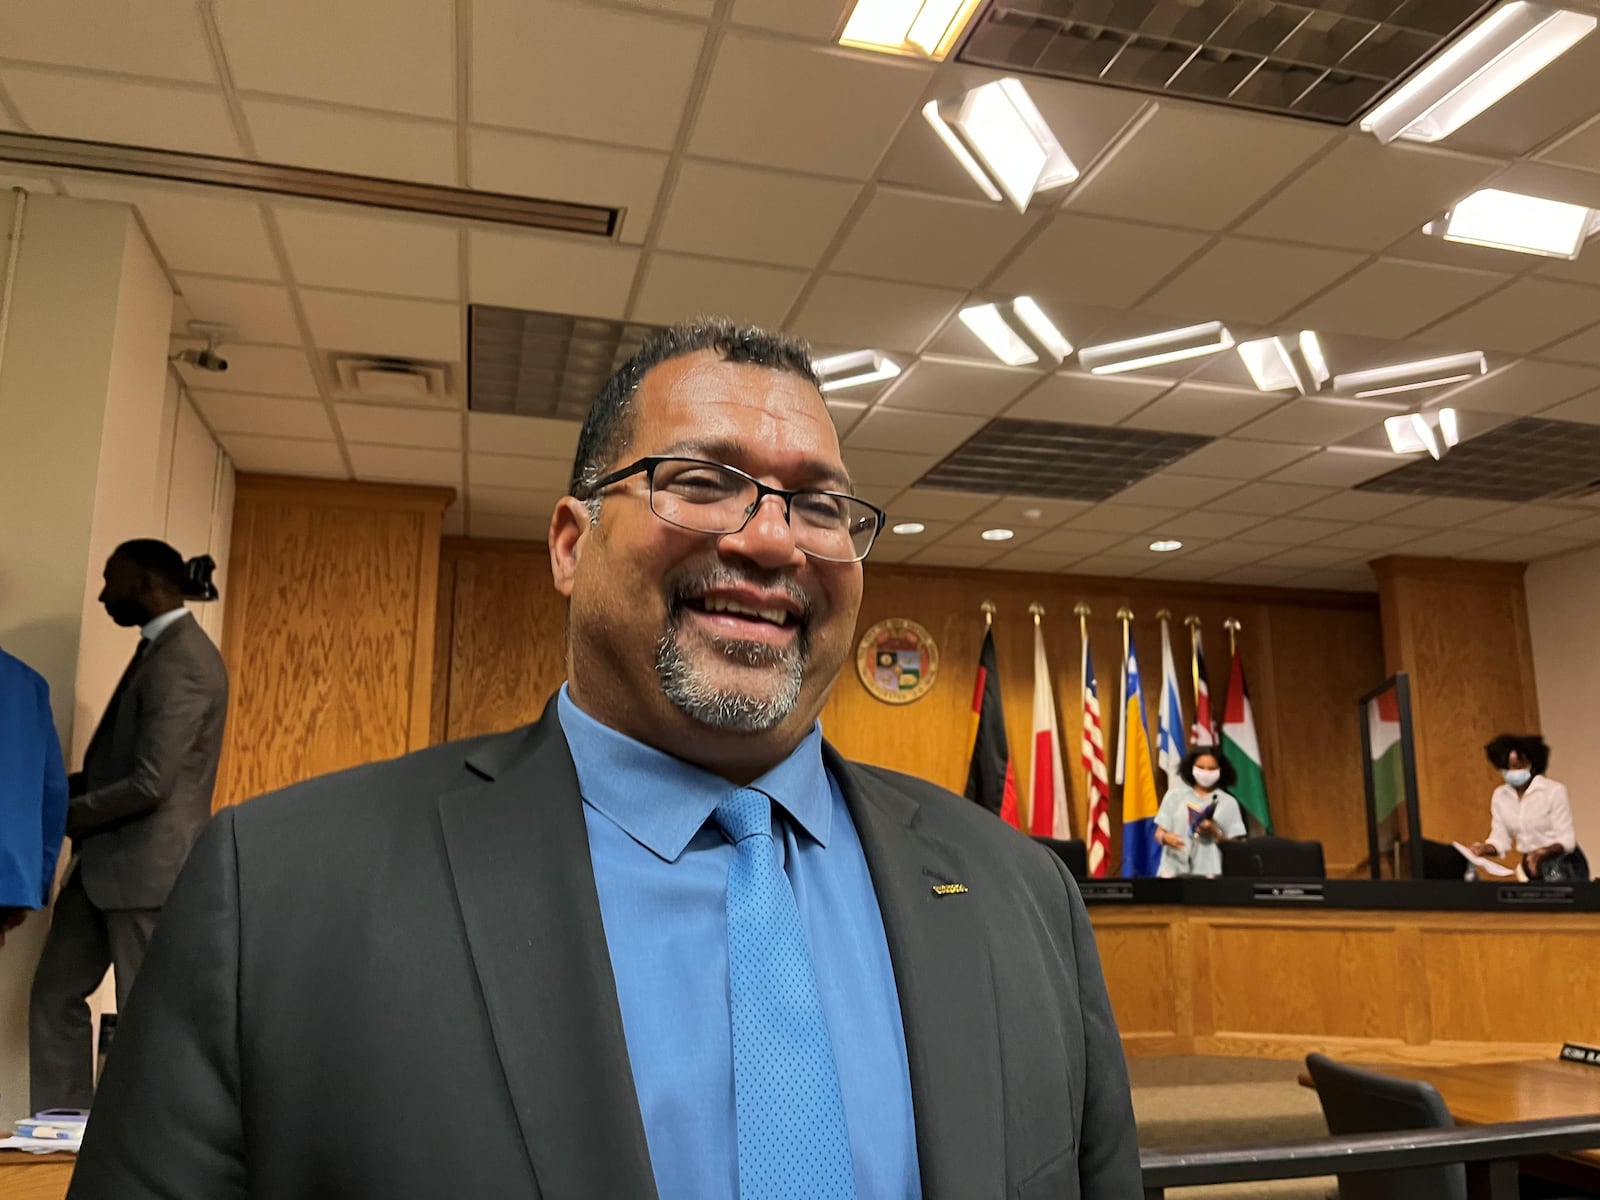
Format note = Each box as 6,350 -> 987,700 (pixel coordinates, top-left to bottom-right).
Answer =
1484,733 -> 1550,776
567,317 -> 820,498
1179,745 -> 1237,790
113,539 -> 219,601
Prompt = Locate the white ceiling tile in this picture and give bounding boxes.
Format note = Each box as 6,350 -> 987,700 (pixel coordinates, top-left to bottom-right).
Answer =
1546,513 -> 1600,539
1314,524 -> 1428,552
845,408 -> 985,457
1066,553 -> 1163,578
1539,112 -> 1600,174
888,487 -> 1001,522
273,206 -> 459,300
335,405 -> 461,450
1068,105 -> 1334,231
473,0 -> 704,149
1112,472 -> 1238,508
876,519 -> 957,548
469,511 -> 549,541
1538,243 -> 1600,289
1206,481 -> 1334,515
467,230 -> 640,319
193,392 -> 333,440
1288,260 -> 1506,339
1390,529 -> 1509,557
843,448 -> 936,489
175,344 -> 319,397
1211,564 -> 1306,586
618,0 -> 715,14
1460,533 -> 1593,561
1065,504 -> 1182,533
1239,140 -> 1501,252
64,180 -> 279,280
1540,388 -> 1600,424
1025,527 -> 1127,556
1414,279 -> 1600,355
880,358 -> 1042,417
1107,533 -> 1209,558
1002,371 -> 1170,425
172,276 -> 301,347
1178,539 -> 1276,564
218,0 -> 454,119
1538,322 -> 1600,367
1138,557 -> 1231,582
219,433 -> 346,478
1294,491 -> 1419,522
470,454 -> 572,492
830,189 -> 1033,288
790,277 -> 963,353
1143,238 -> 1366,327
945,521 -> 1047,551
907,543 -> 1004,569
729,0 -> 843,38
1235,516 -> 1353,545
826,399 -> 868,438
1263,449 -> 1403,487
1433,359 -> 1600,415
470,129 -> 668,245
1466,505 -> 1590,535
0,169 -> 55,192
299,291 -> 461,362
1161,439 -> 1316,480
1156,510 -> 1269,540
1120,382 -> 1282,437
991,214 -> 1210,310
657,161 -> 860,268
978,495 -> 1095,528
990,549 -> 1078,574
1388,497 -> 1513,527
1232,398 -> 1396,445
632,254 -> 807,329
3,69 -> 241,157
0,1 -> 215,82
691,35 -> 932,178
243,100 -> 457,186
348,444 -> 462,486
466,412 -> 582,460
469,485 -> 564,518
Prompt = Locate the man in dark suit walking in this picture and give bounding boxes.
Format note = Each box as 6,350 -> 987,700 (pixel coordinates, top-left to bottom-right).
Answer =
71,321 -> 1140,1198
29,539 -> 228,1112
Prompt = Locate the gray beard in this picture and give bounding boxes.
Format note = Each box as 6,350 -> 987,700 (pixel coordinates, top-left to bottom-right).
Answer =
654,622 -> 808,733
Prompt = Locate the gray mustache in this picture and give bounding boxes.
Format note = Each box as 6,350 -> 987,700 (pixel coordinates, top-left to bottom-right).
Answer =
668,566 -> 814,626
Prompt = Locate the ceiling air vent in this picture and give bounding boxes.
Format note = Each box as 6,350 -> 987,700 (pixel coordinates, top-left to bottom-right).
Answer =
330,355 -> 456,406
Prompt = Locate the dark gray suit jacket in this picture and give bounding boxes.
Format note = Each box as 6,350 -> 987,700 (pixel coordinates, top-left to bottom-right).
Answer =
69,613 -> 229,911
71,708 -> 1140,1199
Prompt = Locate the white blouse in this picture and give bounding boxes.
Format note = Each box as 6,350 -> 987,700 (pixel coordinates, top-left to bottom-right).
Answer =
1486,775 -> 1575,854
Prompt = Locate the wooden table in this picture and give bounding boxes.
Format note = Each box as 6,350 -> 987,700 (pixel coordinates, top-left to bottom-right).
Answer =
0,1145 -> 74,1200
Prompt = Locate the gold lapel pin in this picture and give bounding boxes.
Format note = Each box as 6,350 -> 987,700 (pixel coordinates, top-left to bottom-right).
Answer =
931,882 -> 969,896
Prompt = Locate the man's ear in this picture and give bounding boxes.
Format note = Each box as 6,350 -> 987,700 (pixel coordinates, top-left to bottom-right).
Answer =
549,496 -> 593,597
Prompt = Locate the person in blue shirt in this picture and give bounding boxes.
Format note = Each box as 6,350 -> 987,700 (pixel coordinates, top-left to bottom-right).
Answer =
70,318 -> 1141,1200
0,648 -> 68,945
1155,747 -> 1246,877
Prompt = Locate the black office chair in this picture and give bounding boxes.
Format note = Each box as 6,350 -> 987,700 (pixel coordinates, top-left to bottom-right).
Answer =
1220,835 -> 1326,879
1032,836 -> 1088,879
1305,1052 -> 1464,1200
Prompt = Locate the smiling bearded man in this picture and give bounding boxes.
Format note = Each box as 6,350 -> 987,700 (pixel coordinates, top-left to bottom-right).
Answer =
69,318 -> 1141,1200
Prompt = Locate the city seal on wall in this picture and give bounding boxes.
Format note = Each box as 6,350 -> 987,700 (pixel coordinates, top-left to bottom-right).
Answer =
856,618 -> 939,706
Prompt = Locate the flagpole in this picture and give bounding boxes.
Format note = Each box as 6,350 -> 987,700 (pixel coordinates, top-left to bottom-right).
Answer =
982,599 -> 995,629
1184,614 -> 1202,715
1074,601 -> 1091,824
1224,616 -> 1240,656
1030,602 -> 1043,626
1115,606 -> 1132,785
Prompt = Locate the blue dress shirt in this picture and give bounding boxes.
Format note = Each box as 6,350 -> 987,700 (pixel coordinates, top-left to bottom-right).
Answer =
557,685 -> 922,1200
0,649 -> 68,908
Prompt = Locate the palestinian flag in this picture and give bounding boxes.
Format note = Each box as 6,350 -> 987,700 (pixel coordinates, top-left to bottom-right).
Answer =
966,628 -> 1020,828
1221,648 -> 1272,832
1369,688 -> 1405,823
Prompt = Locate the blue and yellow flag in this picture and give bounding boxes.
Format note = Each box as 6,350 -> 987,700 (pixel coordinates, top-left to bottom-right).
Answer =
1121,636 -> 1163,877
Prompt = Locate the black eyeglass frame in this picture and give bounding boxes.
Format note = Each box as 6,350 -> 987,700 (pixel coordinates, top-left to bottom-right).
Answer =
574,455 -> 887,563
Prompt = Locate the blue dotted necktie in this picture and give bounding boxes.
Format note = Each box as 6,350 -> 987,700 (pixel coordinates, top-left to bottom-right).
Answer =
713,787 -> 857,1200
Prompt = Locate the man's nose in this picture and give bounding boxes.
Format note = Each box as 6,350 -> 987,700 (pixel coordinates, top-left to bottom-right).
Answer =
719,493 -> 805,569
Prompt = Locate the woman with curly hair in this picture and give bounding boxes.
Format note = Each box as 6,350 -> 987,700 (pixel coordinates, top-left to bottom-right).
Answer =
1471,734 -> 1579,879
1154,746 -> 1246,877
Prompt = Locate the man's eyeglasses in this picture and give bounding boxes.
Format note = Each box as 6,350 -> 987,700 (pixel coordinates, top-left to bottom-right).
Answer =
575,457 -> 886,563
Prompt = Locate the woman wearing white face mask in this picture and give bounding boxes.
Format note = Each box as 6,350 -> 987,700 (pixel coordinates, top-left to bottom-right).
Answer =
1471,734 -> 1580,879
1154,747 -> 1247,877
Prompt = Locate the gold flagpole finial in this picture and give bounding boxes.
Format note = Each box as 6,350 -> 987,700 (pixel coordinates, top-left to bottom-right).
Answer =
1116,606 -> 1134,623
1156,608 -> 1172,623
1223,616 -> 1241,654
1183,614 -> 1201,631
1073,602 -> 1091,619
981,599 -> 996,627
1029,601 -> 1045,625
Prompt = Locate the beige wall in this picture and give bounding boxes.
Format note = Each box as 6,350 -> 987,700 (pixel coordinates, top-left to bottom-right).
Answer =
0,191 -> 234,1123
1526,545 -> 1600,853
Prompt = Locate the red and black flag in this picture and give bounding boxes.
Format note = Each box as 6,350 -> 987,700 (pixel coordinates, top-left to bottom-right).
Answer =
965,628 -> 1020,828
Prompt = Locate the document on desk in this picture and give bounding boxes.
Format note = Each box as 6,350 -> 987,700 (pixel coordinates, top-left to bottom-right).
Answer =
1452,842 -> 1515,877
0,1134 -> 79,1154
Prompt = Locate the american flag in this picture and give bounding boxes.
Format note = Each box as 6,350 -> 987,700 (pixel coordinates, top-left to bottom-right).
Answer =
1080,644 -> 1113,877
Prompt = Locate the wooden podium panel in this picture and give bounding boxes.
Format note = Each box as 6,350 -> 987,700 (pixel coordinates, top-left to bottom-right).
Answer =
1091,906 -> 1600,1063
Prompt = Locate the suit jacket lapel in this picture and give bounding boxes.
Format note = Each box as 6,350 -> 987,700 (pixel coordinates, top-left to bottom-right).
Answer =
438,710 -> 657,1200
828,748 -> 1006,1200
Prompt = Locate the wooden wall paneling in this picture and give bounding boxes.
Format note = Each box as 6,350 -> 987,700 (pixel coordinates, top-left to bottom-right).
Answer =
1088,912 -> 1193,1055
431,551 -> 457,745
1419,925 -> 1600,1046
1373,558 -> 1540,849
214,477 -> 452,806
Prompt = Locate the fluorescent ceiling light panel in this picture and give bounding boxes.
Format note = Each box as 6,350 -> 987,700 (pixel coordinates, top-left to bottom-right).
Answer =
1360,2 -> 1597,144
1299,331 -> 1331,390
1428,188 -> 1600,258
1385,408 -> 1464,459
959,303 -> 1039,366
1079,321 -> 1235,376
1012,296 -> 1073,361
1238,336 -> 1306,393
931,78 -> 1078,211
981,527 -> 1015,541
841,0 -> 981,60
1150,539 -> 1183,553
813,349 -> 902,392
1333,352 -> 1487,398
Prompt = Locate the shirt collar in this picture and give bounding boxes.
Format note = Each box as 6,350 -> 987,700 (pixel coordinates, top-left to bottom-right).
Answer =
556,683 -> 832,862
141,607 -> 190,642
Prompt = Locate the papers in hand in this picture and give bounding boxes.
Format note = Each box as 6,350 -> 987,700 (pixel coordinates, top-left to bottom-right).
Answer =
1453,841 -> 1515,877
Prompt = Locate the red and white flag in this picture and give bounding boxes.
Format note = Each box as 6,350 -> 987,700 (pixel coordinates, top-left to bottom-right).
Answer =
1029,621 -> 1070,838
1191,627 -> 1218,746
1080,642 -> 1113,876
